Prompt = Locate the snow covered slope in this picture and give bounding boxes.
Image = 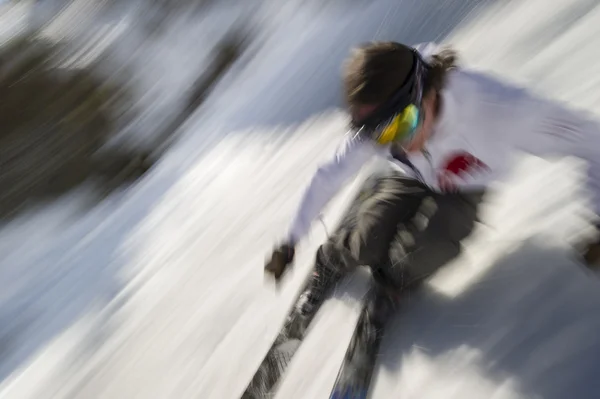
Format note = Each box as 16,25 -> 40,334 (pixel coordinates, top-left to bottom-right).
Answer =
3,0 -> 600,398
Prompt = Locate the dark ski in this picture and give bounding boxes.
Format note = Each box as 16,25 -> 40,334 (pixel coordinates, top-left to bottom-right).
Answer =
242,176 -> 391,399
329,286 -> 397,399
241,268 -> 340,399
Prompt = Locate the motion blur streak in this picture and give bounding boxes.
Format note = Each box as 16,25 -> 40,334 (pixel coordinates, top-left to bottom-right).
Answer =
1,1 -> 600,398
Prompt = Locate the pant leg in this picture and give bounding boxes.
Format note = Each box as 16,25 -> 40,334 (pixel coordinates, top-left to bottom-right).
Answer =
379,190 -> 485,290
299,171 -> 483,314
338,174 -> 431,268
310,173 -> 430,282
296,173 -> 427,315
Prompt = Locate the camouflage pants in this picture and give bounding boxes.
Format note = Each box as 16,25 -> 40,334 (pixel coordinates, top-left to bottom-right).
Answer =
308,171 -> 484,300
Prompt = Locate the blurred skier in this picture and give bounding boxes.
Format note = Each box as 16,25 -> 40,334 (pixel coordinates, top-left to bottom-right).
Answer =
265,41 -> 600,318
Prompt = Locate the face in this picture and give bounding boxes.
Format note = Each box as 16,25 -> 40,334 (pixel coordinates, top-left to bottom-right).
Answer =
353,89 -> 438,153
403,89 -> 437,153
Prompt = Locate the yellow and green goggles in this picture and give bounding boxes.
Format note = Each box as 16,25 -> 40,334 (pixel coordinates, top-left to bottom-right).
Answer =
371,103 -> 421,145
350,48 -> 427,146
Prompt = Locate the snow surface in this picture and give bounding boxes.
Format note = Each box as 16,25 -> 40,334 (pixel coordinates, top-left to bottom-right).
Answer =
3,0 -> 600,398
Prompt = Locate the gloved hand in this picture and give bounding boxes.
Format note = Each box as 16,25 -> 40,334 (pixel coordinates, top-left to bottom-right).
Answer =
581,222 -> 600,269
264,243 -> 295,280
583,239 -> 600,268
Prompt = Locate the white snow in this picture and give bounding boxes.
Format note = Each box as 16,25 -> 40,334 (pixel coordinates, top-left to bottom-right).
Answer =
2,0 -> 600,398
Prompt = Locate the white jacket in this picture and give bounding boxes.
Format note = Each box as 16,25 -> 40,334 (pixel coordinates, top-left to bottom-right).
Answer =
286,43 -> 600,244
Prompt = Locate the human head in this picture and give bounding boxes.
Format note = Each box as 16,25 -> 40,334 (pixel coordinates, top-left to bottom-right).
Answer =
342,41 -> 457,152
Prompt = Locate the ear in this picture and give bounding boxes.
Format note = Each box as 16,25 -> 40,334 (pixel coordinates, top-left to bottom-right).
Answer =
421,89 -> 439,118
423,89 -> 437,104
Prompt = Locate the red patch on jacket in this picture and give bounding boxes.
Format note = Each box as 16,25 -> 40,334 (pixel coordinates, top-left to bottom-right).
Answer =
438,152 -> 489,191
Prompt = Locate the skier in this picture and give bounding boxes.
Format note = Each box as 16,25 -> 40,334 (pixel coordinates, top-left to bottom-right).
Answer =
264,40 -> 600,320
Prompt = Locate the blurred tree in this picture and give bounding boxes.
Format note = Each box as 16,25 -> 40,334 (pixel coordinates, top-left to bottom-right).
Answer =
0,34 -> 151,219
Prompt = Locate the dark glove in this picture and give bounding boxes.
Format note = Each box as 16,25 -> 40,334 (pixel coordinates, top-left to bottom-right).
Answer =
583,222 -> 600,268
264,243 -> 295,280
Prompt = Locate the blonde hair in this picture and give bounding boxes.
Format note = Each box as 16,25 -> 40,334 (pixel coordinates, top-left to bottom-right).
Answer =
424,47 -> 458,92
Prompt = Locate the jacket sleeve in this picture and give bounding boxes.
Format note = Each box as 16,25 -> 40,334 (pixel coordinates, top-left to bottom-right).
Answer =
287,134 -> 378,244
513,99 -> 600,217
